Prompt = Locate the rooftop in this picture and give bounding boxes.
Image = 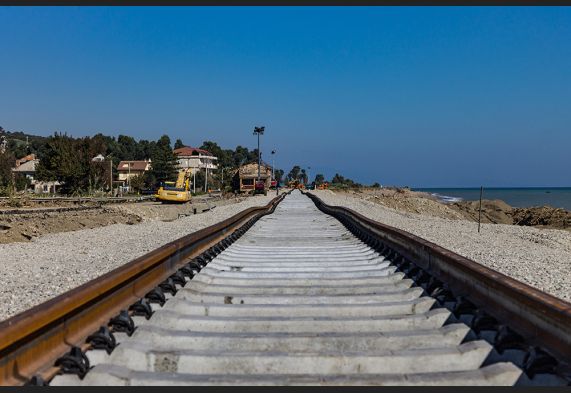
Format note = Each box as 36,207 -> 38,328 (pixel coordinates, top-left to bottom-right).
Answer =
173,146 -> 216,158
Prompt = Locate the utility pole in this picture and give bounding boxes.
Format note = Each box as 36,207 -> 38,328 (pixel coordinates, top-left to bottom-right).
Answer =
108,157 -> 113,196
478,186 -> 483,233
253,126 -> 265,182
271,150 -> 276,182
204,167 -> 208,193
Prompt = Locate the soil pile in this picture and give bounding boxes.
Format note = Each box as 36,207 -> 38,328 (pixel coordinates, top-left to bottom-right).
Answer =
450,200 -> 514,225
345,188 -> 465,220
512,206 -> 571,229
337,188 -> 571,231
0,208 -> 141,243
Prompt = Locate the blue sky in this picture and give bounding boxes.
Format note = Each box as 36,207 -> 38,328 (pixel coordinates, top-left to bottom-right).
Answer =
1,6 -> 570,187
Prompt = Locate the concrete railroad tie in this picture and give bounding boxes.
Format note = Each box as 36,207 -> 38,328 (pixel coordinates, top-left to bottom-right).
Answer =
52,190 -> 522,386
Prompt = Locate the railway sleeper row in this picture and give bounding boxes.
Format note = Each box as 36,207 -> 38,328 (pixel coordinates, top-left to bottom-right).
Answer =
27,211 -> 265,385
29,191 -> 571,386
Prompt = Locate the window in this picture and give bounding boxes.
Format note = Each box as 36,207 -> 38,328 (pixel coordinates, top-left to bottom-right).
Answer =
242,178 -> 254,186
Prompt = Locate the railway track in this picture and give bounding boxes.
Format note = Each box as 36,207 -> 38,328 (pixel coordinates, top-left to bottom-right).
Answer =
1,190 -> 570,385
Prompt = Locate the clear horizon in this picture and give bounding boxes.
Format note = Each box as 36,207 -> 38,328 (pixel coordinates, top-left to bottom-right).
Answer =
1,6 -> 570,187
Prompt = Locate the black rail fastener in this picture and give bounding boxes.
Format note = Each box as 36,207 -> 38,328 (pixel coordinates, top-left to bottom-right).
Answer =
470,310 -> 498,334
179,265 -> 195,279
159,278 -> 178,296
423,276 -> 442,294
523,346 -> 559,377
195,256 -> 208,267
493,325 -> 527,354
170,271 -> 187,287
26,376 -> 48,386
452,296 -> 477,318
129,298 -> 154,320
54,346 -> 90,379
431,285 -> 455,305
145,287 -> 166,306
86,326 -> 117,354
188,261 -> 203,272
109,310 -> 136,336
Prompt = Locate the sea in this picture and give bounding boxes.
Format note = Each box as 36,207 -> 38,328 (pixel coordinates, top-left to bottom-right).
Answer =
412,188 -> 571,211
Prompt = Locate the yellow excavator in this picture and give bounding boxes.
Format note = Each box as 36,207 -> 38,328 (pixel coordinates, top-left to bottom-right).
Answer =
155,169 -> 192,203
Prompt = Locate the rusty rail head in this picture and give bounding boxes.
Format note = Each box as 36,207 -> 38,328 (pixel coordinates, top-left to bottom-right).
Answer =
0,193 -> 286,386
304,191 -> 571,362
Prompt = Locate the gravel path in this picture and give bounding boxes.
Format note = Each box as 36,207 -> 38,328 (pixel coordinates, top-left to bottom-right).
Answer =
0,194 -> 278,321
310,190 -> 571,303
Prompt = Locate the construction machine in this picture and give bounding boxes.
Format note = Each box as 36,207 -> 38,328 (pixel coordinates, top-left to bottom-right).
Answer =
155,169 -> 192,203
253,180 -> 268,196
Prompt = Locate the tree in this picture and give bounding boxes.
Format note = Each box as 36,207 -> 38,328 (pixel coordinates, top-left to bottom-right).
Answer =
36,132 -> 108,195
300,169 -> 307,184
314,174 -> 325,185
287,166 -> 301,182
149,135 -> 178,187
36,133 -> 84,194
371,182 -> 381,188
117,135 -> 138,161
232,145 -> 250,167
274,169 -> 284,185
14,173 -> 31,191
130,174 -> 146,193
174,139 -> 185,149
331,173 -> 345,184
0,150 -> 15,194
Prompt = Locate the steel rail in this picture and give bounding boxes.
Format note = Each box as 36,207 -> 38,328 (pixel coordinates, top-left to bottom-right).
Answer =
0,193 -> 286,386
304,191 -> 571,366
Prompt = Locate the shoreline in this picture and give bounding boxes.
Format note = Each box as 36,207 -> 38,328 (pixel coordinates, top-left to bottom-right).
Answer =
413,187 -> 571,212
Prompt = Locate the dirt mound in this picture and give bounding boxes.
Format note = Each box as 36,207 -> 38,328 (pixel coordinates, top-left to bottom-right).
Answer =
344,189 -> 465,220
450,199 -> 514,225
512,206 -> 571,229
337,188 -> 571,231
0,208 -> 141,244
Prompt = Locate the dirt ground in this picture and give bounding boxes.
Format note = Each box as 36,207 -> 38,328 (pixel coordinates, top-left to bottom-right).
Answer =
0,208 -> 142,243
0,195 -> 249,244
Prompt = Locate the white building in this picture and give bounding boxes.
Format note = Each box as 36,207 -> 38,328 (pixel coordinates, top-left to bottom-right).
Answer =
12,154 -> 60,193
173,147 -> 218,173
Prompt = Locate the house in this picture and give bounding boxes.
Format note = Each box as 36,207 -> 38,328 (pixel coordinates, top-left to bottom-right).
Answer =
173,147 -> 218,174
232,161 -> 272,193
116,160 -> 152,182
12,154 -> 60,193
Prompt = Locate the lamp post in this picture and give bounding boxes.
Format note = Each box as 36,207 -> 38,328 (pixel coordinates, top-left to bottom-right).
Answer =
271,150 -> 276,183
108,156 -> 113,196
253,126 -> 265,182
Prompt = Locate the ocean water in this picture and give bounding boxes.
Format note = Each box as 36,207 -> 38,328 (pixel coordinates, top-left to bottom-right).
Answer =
413,188 -> 571,211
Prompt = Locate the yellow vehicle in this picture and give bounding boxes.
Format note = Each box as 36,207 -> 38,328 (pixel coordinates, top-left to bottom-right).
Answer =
155,169 -> 192,203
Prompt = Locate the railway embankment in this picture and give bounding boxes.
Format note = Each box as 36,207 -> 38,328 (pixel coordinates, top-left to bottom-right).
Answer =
309,189 -> 571,303
0,193 -> 279,321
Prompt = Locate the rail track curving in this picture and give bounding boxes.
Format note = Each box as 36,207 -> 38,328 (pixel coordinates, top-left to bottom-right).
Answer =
0,190 -> 569,386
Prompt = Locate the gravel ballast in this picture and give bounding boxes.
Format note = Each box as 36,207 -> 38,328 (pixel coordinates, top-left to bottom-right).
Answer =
310,190 -> 571,303
0,194 -> 278,321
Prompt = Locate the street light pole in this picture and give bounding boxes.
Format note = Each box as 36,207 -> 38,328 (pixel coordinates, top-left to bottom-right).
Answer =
253,126 -> 265,182
271,150 -> 276,182
109,158 -> 113,196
